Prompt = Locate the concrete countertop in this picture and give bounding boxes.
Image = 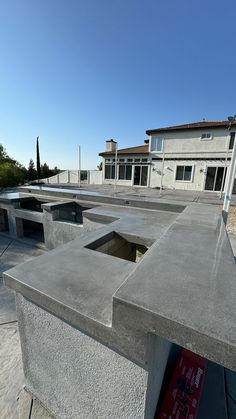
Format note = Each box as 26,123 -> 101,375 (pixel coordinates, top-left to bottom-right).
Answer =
3,199 -> 236,370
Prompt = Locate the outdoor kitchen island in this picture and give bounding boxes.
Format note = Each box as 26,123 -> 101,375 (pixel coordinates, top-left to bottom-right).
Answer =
3,195 -> 236,419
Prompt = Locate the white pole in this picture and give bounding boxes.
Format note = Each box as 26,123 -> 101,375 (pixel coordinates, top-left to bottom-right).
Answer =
222,136 -> 236,223
78,146 -> 81,188
114,143 -> 118,194
220,136 -> 229,200
160,138 -> 165,195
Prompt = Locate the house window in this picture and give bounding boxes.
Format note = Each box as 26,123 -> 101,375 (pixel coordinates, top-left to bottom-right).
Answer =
119,158 -> 125,162
127,158 -> 133,162
150,136 -> 163,152
134,158 -> 141,162
118,165 -> 132,180
105,165 -> 115,179
105,158 -> 111,162
176,165 -> 193,182
142,158 -> 148,162
201,133 -> 212,140
229,132 -> 235,150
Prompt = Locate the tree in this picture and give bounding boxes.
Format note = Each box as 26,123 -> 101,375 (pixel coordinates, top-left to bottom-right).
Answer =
27,159 -> 37,181
36,137 -> 41,180
53,166 -> 60,175
97,161 -> 103,171
0,144 -> 27,187
41,163 -> 51,178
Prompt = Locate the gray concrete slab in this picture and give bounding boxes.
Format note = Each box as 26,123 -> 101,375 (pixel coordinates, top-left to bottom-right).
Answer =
3,206 -> 178,328
1,190 -> 236,417
0,236 -> 44,274
18,389 -> 55,419
0,323 -> 24,419
229,233 -> 236,258
4,200 -> 236,371
0,277 -> 16,324
0,235 -> 44,324
115,209 -> 236,369
0,235 -> 45,418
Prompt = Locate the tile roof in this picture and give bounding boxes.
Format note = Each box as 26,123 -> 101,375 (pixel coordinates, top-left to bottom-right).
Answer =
146,120 -> 236,135
99,145 -> 149,156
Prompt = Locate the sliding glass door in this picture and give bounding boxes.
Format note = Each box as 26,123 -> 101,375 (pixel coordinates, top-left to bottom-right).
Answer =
133,166 -> 148,186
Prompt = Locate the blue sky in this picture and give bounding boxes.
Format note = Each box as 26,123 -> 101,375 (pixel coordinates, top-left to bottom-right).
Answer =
0,0 -> 235,170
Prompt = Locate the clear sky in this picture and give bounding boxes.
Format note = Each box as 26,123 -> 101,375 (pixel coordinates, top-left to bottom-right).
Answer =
0,0 -> 235,170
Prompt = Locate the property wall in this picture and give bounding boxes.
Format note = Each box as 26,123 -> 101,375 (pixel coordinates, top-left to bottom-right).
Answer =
41,170 -> 83,185
88,170 -> 102,185
150,159 -> 231,191
149,128 -> 233,158
41,170 -> 103,185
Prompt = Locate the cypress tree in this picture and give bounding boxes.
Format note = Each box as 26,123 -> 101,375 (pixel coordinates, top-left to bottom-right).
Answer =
36,136 -> 41,180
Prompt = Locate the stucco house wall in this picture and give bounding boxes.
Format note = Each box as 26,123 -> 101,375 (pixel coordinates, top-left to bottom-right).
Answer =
99,122 -> 235,191
150,159 -> 231,191
149,128 -> 231,158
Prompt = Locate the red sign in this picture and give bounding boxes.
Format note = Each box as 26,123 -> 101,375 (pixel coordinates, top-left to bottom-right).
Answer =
157,349 -> 206,419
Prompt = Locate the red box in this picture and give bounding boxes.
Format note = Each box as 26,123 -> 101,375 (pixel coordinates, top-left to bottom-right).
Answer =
157,349 -> 206,419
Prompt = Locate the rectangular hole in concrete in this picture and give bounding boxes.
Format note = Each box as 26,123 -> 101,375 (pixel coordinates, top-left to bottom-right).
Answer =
57,203 -> 93,224
20,198 -> 47,213
22,219 -> 44,242
85,231 -> 153,263
0,209 -> 9,232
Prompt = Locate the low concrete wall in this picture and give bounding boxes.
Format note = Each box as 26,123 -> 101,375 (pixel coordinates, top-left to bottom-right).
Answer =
43,212 -> 103,250
0,196 -> 104,249
16,293 -> 171,419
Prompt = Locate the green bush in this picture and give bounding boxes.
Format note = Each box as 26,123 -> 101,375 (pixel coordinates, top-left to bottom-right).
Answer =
0,162 -> 26,187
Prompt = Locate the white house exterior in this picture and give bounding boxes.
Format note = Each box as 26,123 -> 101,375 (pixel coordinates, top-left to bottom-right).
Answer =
99,121 -> 236,192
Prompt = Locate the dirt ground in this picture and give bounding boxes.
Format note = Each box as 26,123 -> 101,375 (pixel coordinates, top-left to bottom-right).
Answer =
227,206 -> 236,234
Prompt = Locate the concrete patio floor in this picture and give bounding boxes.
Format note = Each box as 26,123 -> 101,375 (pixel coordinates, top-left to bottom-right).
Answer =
0,235 -> 52,418
0,228 -> 236,418
41,183 -> 236,206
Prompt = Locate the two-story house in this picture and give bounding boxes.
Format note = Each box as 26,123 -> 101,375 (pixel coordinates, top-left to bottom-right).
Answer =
99,120 -> 236,192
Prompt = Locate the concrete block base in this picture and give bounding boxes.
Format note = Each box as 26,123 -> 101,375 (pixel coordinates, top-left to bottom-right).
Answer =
16,294 -> 170,419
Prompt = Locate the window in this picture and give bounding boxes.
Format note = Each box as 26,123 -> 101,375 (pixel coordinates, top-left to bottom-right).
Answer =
119,158 -> 125,162
150,136 -> 163,152
127,158 -> 133,162
134,158 -> 141,162
201,133 -> 212,140
142,158 -> 148,162
229,132 -> 235,150
105,158 -> 111,162
118,165 -> 132,180
105,165 -> 115,179
176,165 -> 193,182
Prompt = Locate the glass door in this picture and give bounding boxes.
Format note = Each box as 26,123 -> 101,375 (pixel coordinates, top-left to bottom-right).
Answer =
205,167 -> 216,191
205,167 -> 227,191
133,166 -> 141,185
141,166 -> 148,186
133,166 -> 148,186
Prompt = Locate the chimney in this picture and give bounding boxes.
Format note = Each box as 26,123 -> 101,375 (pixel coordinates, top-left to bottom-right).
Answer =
106,139 -> 117,152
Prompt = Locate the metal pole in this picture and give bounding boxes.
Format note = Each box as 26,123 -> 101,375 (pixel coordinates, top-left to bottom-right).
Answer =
114,143 -> 118,194
220,134 -> 230,199
78,146 -> 81,188
222,135 -> 236,223
160,138 -> 165,194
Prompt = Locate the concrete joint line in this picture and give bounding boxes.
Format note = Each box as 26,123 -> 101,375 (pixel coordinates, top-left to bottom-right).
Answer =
0,239 -> 13,259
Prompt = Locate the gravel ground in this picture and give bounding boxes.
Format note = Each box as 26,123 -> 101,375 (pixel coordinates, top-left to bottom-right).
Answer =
227,206 -> 236,235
